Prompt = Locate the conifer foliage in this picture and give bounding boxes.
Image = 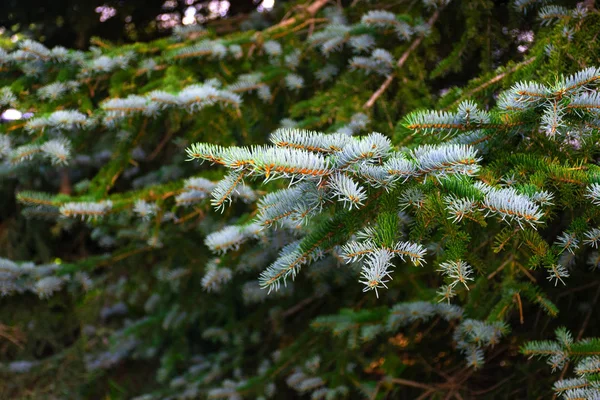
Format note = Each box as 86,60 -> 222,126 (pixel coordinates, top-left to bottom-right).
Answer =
1,0 -> 600,398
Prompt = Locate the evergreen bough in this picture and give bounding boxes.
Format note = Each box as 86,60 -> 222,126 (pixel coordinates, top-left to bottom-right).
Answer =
1,0 -> 600,398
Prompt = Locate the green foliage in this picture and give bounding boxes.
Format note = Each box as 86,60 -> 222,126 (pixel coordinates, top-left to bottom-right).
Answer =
2,0 -> 600,399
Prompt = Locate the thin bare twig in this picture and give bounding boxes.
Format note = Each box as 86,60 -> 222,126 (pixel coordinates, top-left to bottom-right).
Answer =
515,292 -> 524,324
487,255 -> 513,280
446,57 -> 536,109
515,262 -> 537,283
363,9 -> 440,109
389,377 -> 439,392
282,294 -> 318,317
266,0 -> 330,32
470,374 -> 514,396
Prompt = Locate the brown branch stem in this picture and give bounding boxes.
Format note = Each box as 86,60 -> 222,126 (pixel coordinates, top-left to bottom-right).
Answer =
446,56 -> 536,109
266,0 -> 330,32
363,9 -> 440,109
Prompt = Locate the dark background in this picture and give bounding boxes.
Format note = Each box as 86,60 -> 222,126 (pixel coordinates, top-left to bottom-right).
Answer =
0,0 -> 282,48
